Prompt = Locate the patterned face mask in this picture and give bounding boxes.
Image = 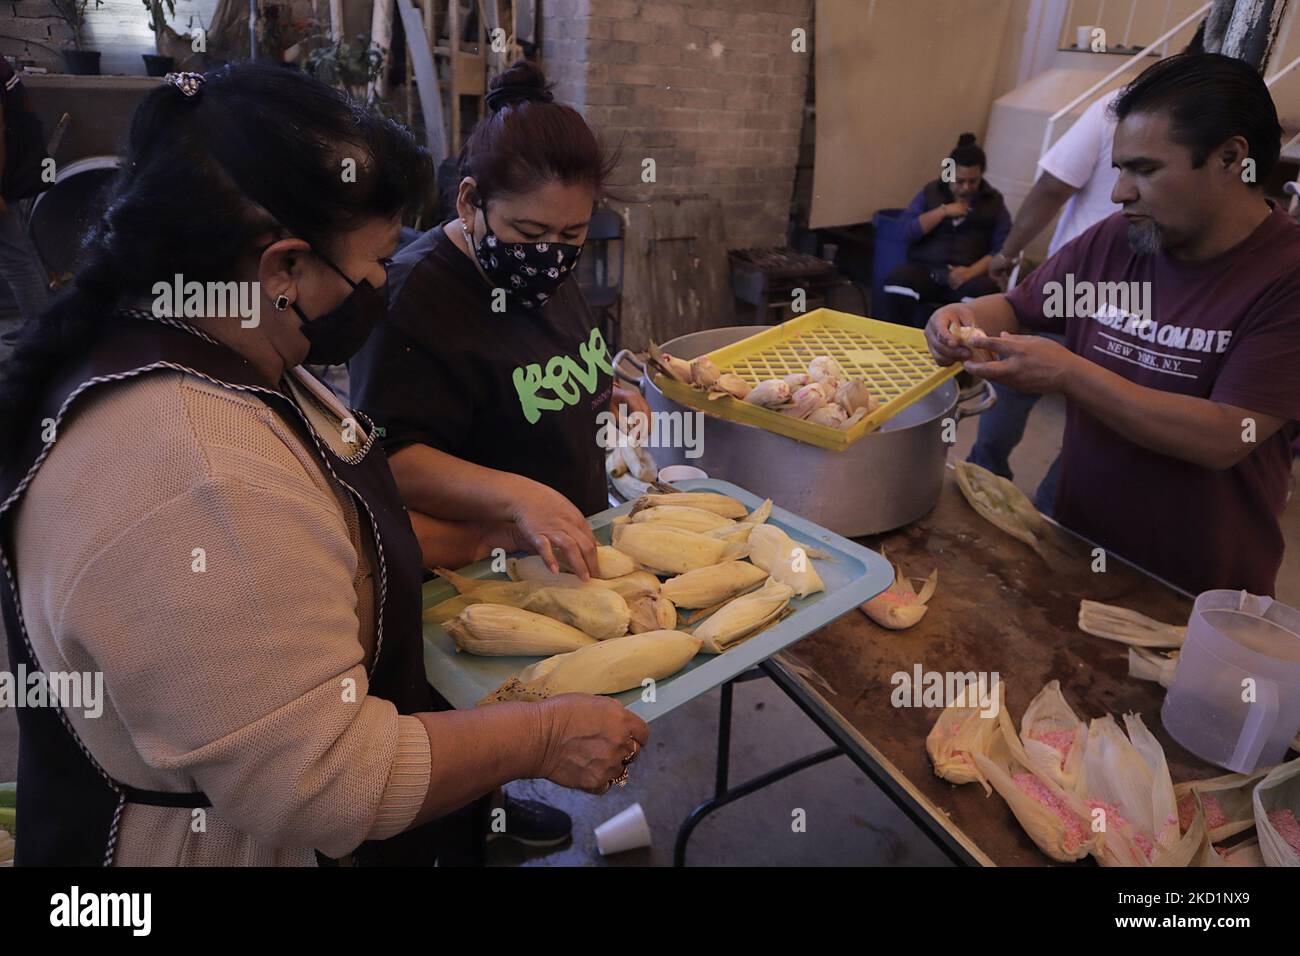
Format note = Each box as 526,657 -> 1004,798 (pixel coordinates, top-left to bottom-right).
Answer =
468,205 -> 582,310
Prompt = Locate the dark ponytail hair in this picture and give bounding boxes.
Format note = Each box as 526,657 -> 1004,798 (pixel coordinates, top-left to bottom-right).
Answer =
458,59 -> 616,204
950,132 -> 987,171
0,62 -> 433,460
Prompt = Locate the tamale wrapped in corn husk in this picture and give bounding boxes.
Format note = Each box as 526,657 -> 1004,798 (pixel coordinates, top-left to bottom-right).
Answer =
1174,768 -> 1269,844
627,594 -> 678,633
1251,756 -> 1300,867
1079,600 -> 1186,649
693,578 -> 794,654
478,629 -> 701,704
1080,714 -> 1201,866
661,560 -> 769,609
973,706 -> 1100,862
630,504 -> 736,534
925,681 -> 1004,794
747,524 -> 825,597
1019,680 -> 1086,793
520,586 -> 631,641
860,551 -> 937,630
953,460 -> 1049,555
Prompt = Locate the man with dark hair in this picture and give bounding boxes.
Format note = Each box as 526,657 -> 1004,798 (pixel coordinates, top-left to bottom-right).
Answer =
925,53 -> 1300,596
883,133 -> 1011,327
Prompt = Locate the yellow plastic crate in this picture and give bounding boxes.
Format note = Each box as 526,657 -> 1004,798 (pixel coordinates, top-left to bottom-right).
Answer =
654,309 -> 960,452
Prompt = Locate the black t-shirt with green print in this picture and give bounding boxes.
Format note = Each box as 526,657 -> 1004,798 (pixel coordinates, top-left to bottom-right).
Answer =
349,223 -> 613,515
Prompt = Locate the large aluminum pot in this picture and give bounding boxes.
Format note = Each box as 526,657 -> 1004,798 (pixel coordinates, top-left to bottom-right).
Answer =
613,326 -> 995,537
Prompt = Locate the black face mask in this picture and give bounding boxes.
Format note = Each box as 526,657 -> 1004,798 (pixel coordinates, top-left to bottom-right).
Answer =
293,253 -> 387,366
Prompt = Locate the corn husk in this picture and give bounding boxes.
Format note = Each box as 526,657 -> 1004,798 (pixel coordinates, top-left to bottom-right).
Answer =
646,341 -> 693,383
926,680 -> 1005,794
746,524 -> 825,597
1079,714 -> 1195,866
479,629 -> 701,703
1019,680 -> 1086,792
630,504 -> 736,534
744,379 -> 791,408
1079,600 -> 1186,649
1198,834 -> 1265,867
506,555 -> 650,589
661,560 -> 769,609
807,355 -> 843,386
435,566 -> 540,600
741,499 -> 772,525
1128,647 -> 1179,687
834,379 -> 876,415
807,403 -> 848,427
693,578 -> 794,654
859,553 -> 936,630
611,522 -> 739,575
627,594 -> 678,633
424,592 -> 481,624
1174,768 -> 1270,844
1252,756 -> 1300,866
606,439 -> 657,501
955,324 -> 995,363
782,382 -> 832,419
700,498 -> 773,546
973,706 -> 1100,862
445,603 -> 598,656
632,492 -> 749,519
708,373 -> 751,400
519,586 -> 630,641
690,356 -> 721,388
500,561 -> 660,601
954,460 -> 1049,555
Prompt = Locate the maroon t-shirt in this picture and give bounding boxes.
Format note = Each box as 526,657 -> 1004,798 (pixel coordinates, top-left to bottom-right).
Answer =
1006,207 -> 1300,596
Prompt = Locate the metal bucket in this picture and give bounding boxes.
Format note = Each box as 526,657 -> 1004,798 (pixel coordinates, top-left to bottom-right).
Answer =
613,326 -> 995,537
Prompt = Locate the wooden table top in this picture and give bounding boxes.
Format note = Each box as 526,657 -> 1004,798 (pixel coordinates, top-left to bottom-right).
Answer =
782,466 -> 1225,866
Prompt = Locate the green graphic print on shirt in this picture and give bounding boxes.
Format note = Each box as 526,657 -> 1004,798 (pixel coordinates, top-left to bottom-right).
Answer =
512,327 -> 615,424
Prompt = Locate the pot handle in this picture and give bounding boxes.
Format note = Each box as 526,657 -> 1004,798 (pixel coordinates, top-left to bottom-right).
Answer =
954,377 -> 997,421
611,348 -> 646,390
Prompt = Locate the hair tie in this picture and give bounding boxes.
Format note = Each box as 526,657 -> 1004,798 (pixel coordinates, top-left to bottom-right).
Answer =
485,85 -> 554,113
164,72 -> 205,99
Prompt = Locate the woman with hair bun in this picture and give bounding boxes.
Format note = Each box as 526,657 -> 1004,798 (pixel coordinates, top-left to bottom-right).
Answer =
0,63 -> 646,867
881,131 -> 1011,327
350,59 -> 649,585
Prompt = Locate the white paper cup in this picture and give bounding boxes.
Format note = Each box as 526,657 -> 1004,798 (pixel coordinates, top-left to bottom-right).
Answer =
594,802 -> 652,856
657,464 -> 708,483
1077,25 -> 1096,49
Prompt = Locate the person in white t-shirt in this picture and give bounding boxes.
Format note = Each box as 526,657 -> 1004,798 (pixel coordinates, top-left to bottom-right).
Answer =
990,87 -> 1122,278
967,88 -> 1121,511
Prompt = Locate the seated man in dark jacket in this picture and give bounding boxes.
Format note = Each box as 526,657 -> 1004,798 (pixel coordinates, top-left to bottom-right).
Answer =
883,133 -> 1011,327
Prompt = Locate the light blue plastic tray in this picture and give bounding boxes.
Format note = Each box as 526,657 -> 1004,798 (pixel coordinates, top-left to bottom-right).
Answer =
422,479 -> 894,721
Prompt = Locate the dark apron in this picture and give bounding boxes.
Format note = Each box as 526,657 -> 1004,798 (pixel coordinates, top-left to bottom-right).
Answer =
0,314 -> 469,866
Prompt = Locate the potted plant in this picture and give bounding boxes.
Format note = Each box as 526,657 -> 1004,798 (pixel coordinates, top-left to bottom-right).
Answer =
51,0 -> 104,75
141,0 -> 178,75
303,33 -> 386,104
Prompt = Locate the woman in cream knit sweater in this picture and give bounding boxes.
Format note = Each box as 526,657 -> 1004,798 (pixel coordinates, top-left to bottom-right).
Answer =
0,65 -> 645,866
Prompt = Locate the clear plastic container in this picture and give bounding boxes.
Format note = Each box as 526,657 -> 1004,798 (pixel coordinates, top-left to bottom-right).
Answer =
1162,590 -> 1300,774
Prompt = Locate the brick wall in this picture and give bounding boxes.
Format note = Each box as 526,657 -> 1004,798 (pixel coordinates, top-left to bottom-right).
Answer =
542,0 -> 813,250
2,0 -> 75,70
